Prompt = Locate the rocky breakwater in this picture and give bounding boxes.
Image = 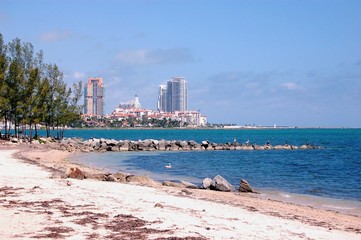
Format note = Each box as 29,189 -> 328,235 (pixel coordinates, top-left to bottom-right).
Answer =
48,137 -> 319,153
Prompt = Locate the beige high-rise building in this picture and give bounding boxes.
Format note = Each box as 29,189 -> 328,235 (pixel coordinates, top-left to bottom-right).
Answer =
84,77 -> 105,117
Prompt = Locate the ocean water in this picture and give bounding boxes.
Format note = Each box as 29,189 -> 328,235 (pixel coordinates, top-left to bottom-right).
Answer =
67,128 -> 361,215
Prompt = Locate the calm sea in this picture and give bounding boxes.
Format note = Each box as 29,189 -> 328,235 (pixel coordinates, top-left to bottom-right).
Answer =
66,128 -> 361,215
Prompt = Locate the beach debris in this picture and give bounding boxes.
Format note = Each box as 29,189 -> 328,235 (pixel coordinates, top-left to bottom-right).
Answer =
65,167 -> 86,180
202,178 -> 213,189
66,181 -> 72,186
210,175 -> 236,192
239,179 -> 253,193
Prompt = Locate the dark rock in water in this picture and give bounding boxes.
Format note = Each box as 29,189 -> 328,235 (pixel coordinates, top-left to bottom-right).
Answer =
202,178 -> 213,189
239,179 -> 253,192
65,167 -> 85,180
210,175 -> 236,192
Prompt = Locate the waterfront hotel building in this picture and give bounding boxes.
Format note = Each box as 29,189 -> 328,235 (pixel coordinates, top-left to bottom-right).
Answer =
84,77 -> 105,117
158,77 -> 188,113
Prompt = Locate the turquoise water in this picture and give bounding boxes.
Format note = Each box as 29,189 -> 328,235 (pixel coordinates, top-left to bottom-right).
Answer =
67,128 -> 361,214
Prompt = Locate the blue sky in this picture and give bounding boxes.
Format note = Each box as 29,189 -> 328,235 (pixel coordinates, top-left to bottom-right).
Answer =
1,0 -> 361,127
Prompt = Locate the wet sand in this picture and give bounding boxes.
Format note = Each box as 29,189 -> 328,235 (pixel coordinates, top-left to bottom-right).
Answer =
0,143 -> 360,239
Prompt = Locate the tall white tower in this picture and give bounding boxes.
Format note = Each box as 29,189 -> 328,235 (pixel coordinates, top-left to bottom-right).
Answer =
166,77 -> 187,113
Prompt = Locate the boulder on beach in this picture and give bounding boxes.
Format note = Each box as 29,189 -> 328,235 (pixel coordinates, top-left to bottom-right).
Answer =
126,175 -> 159,187
239,179 -> 253,193
65,167 -> 86,180
112,172 -> 128,183
162,181 -> 184,188
180,180 -> 199,189
210,175 -> 236,192
87,173 -> 115,181
202,177 -> 213,189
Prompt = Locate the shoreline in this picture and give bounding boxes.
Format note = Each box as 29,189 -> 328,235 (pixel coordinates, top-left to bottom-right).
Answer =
70,151 -> 361,218
1,143 -> 360,239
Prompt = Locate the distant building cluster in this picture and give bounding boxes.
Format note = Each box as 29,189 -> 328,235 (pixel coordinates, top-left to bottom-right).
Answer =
83,76 -> 207,127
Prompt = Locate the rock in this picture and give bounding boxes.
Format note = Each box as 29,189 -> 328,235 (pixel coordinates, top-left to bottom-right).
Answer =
162,181 -> 184,188
126,175 -> 158,187
103,173 -> 115,182
202,178 -> 213,189
112,172 -> 127,183
158,140 -> 166,150
118,140 -> 129,151
107,139 -> 118,146
180,180 -> 199,189
239,179 -> 253,192
201,140 -> 209,149
179,141 -> 188,149
210,175 -> 236,192
111,146 -> 119,151
273,145 -> 284,150
65,167 -> 85,180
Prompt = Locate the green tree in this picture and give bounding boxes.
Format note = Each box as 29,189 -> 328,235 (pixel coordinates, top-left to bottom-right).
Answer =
0,33 -> 10,137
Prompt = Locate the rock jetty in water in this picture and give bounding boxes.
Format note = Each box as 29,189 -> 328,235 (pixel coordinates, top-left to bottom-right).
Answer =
25,137 -> 319,153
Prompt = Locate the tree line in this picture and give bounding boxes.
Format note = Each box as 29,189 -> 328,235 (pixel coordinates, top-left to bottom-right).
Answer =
0,33 -> 83,141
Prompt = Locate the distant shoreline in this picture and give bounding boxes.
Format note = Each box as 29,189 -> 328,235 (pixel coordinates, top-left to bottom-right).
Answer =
49,126 -> 361,131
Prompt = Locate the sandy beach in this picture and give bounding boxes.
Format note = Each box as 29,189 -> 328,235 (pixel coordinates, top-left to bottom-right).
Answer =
0,143 -> 360,239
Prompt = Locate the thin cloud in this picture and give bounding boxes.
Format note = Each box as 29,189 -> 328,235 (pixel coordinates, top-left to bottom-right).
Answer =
115,48 -> 195,65
39,30 -> 71,42
281,82 -> 303,91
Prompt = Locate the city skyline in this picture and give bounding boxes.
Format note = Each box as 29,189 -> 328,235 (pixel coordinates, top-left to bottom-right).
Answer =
2,1 -> 361,127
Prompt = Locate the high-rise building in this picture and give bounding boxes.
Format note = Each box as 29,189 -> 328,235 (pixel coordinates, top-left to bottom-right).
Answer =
157,84 -> 167,112
166,77 -> 187,113
84,77 -> 105,117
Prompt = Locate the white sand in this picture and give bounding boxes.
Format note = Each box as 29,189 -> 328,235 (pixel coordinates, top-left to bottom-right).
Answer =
0,148 -> 360,239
